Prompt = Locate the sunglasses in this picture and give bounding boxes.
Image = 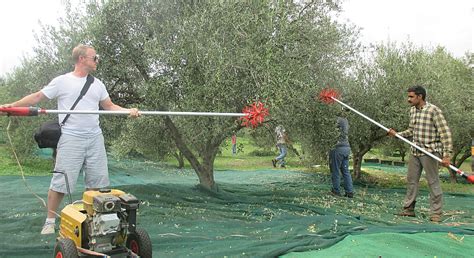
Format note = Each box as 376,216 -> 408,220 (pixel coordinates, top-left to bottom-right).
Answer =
84,55 -> 100,62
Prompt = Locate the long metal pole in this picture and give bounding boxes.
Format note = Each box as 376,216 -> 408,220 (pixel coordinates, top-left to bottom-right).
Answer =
42,109 -> 246,117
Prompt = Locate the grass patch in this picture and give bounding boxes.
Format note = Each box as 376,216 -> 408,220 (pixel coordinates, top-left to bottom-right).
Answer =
356,167 -> 474,194
0,145 -> 53,176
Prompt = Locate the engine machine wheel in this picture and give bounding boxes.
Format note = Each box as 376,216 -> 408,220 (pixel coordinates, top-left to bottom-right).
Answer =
126,228 -> 152,258
54,238 -> 79,258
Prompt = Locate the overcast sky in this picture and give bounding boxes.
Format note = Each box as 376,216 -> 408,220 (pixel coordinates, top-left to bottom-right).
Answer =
0,0 -> 473,76
339,0 -> 473,56
0,0 -> 63,76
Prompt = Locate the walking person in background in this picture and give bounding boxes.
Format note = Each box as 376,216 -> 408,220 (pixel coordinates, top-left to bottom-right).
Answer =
471,133 -> 473,173
231,134 -> 237,155
0,44 -> 139,234
329,108 -> 354,198
388,85 -> 452,223
272,125 -> 289,168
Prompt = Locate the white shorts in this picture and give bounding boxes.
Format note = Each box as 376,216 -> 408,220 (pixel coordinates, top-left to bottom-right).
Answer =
50,133 -> 109,193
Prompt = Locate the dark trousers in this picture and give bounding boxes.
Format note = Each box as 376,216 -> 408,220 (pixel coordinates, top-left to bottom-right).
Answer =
329,147 -> 353,194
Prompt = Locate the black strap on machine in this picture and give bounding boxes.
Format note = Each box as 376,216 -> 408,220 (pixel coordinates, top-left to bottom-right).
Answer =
60,74 -> 94,125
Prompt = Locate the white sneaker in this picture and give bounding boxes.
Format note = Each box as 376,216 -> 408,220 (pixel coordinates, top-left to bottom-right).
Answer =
41,221 -> 55,235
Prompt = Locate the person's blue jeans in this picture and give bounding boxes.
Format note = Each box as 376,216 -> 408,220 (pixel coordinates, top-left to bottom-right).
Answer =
329,146 -> 353,194
232,144 -> 237,155
275,143 -> 287,167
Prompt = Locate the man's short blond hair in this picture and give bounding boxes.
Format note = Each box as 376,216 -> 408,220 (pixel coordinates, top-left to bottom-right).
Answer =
72,44 -> 93,63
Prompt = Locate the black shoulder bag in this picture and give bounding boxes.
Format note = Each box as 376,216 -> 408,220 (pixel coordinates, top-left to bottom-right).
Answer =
34,75 -> 94,148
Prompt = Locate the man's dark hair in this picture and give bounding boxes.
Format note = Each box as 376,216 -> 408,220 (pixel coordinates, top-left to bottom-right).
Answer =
407,85 -> 426,101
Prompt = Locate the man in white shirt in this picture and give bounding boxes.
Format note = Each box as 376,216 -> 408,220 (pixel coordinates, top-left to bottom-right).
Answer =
0,44 -> 139,234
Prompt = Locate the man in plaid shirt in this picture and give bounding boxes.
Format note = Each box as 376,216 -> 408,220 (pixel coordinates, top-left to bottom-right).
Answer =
388,85 -> 452,223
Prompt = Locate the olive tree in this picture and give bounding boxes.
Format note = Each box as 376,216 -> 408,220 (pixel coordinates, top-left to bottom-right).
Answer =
344,44 -> 473,180
81,0 -> 359,191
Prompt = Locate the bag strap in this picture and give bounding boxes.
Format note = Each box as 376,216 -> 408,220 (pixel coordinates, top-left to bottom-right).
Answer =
60,74 -> 94,125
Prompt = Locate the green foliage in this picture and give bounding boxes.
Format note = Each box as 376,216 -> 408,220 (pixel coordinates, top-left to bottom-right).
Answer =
249,149 -> 276,157
75,0 -> 360,186
108,116 -> 176,160
0,60 -> 55,158
1,0 -> 471,186
0,145 -> 53,176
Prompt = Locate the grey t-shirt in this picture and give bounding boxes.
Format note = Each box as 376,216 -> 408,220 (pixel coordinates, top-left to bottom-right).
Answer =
41,72 -> 109,137
275,126 -> 287,144
335,117 -> 350,147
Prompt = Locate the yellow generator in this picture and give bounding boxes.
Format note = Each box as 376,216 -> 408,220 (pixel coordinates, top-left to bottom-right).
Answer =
53,189 -> 152,258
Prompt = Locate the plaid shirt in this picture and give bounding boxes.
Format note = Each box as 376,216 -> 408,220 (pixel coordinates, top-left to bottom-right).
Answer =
399,102 -> 453,157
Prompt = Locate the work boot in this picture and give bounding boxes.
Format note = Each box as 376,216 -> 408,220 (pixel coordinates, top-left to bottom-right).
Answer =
430,214 -> 442,223
344,192 -> 354,198
395,209 -> 416,217
395,201 -> 416,217
271,159 -> 276,168
330,190 -> 342,197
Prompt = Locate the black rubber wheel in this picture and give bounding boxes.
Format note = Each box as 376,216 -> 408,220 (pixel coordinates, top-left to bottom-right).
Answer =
54,238 -> 78,258
126,228 -> 152,258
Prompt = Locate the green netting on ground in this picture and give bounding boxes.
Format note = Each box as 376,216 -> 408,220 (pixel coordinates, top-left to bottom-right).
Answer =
283,232 -> 474,258
0,158 -> 473,258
